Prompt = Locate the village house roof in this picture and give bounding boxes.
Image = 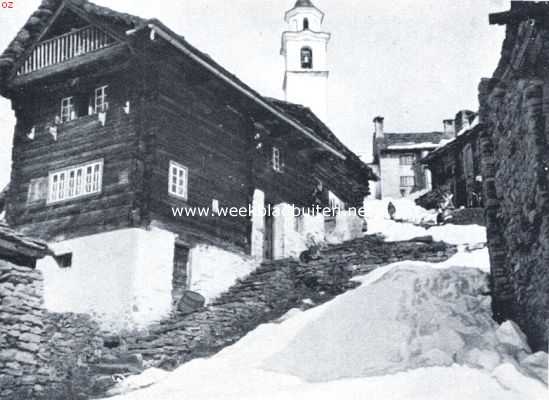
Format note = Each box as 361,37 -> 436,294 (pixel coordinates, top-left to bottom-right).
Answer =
376,131 -> 445,153
383,132 -> 444,150
421,122 -> 483,165
269,99 -> 377,181
0,221 -> 52,265
0,0 -> 371,168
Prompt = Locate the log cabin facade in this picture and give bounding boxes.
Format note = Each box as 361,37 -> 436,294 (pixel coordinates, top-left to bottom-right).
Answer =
0,0 -> 373,330
419,110 -> 483,209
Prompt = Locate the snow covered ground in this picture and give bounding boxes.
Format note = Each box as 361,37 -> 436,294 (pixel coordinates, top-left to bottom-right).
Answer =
105,199 -> 547,400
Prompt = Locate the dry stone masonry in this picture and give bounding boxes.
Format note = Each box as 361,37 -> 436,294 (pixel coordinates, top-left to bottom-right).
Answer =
481,2 -> 549,352
0,231 -> 456,400
0,260 -> 45,400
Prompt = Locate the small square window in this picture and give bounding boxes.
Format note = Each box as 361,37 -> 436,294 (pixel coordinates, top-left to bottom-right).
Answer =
54,253 -> 73,268
399,155 -> 415,166
400,176 -> 415,187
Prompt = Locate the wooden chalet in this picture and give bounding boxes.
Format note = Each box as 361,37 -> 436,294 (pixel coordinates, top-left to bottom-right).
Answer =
420,111 -> 483,209
0,0 -> 373,329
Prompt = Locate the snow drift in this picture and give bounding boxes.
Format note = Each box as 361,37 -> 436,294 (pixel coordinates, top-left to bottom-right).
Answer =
264,265 -> 498,381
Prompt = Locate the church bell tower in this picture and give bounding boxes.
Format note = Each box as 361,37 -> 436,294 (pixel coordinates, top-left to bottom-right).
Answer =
281,0 -> 331,123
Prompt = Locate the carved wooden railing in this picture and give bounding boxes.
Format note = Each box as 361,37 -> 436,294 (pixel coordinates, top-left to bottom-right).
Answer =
17,25 -> 115,76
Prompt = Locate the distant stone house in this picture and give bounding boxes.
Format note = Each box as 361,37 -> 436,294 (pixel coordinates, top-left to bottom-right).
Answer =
0,0 -> 374,331
370,116 -> 451,199
480,1 -> 549,352
420,110 -> 483,208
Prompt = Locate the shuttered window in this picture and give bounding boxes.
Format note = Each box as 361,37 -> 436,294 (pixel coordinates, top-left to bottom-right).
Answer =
48,160 -> 103,204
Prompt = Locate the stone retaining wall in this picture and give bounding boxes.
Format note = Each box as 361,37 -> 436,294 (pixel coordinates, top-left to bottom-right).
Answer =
0,260 -> 45,400
128,235 -> 457,369
0,235 -> 458,399
479,13 -> 549,352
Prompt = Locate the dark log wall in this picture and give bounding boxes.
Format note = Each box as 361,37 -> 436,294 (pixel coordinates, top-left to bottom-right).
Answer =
479,17 -> 549,352
6,64 -> 142,241
6,29 -> 370,252
143,41 -> 253,251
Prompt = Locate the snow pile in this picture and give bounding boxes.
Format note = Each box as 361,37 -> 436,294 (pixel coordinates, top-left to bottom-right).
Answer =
105,219 -> 545,400
106,264 -> 547,400
364,196 -> 434,224
364,197 -> 486,245
264,265 -> 499,381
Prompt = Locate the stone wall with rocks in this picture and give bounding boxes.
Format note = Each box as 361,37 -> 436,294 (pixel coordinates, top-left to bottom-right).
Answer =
479,11 -> 549,352
0,260 -> 45,400
0,234 -> 457,399
449,208 -> 485,226
127,235 -> 456,369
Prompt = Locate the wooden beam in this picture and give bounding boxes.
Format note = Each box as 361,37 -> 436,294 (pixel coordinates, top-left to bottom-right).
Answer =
489,3 -> 549,25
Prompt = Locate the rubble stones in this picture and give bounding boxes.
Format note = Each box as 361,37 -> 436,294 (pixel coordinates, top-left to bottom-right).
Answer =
0,260 -> 44,400
480,41 -> 549,350
0,235 -> 457,399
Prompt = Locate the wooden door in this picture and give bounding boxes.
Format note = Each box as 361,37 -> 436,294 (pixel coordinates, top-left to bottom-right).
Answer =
263,214 -> 274,261
172,243 -> 190,304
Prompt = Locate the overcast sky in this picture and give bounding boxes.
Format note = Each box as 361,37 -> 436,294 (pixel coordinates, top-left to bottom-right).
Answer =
0,0 -> 509,188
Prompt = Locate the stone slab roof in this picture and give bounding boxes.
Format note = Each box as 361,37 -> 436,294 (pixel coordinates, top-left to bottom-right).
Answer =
268,98 -> 378,181
421,124 -> 483,165
0,222 -> 51,261
379,132 -> 444,152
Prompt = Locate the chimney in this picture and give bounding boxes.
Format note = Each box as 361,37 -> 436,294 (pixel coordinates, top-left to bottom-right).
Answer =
454,110 -> 473,134
442,119 -> 455,140
373,116 -> 384,138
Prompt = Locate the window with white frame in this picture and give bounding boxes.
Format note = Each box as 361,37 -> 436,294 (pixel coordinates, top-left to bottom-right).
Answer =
400,176 -> 415,187
94,85 -> 109,114
60,96 -> 76,123
169,161 -> 188,200
399,154 -> 415,166
48,160 -> 103,203
272,146 -> 282,172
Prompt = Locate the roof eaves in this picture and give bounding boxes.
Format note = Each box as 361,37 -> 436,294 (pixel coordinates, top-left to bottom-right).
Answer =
142,21 -> 345,160
421,124 -> 483,164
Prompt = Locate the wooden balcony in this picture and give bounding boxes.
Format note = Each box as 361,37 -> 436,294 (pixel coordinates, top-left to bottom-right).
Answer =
17,26 -> 115,76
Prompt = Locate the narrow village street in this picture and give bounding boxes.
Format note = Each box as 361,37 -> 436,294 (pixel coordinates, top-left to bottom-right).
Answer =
0,1 -> 548,399
102,197 -> 547,400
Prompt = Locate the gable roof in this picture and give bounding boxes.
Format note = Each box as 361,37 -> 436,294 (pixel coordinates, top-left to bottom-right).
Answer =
267,98 -> 348,155
377,131 -> 444,152
421,124 -> 483,165
0,0 -> 374,183
0,0 -> 145,79
268,99 -> 377,181
0,0 -> 349,161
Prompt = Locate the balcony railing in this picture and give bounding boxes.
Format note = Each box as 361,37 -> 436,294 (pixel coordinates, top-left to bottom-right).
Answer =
17,25 -> 115,76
